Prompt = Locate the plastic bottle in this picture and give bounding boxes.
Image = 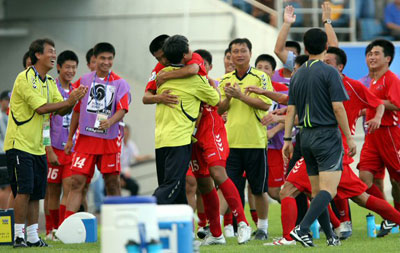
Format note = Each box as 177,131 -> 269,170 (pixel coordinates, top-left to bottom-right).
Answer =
310,219 -> 320,239
366,213 -> 376,238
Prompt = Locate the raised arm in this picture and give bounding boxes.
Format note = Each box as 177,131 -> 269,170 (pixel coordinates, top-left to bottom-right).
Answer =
274,5 -> 296,64
322,1 -> 339,47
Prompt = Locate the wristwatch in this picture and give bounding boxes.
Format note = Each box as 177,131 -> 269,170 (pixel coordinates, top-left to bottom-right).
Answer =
323,19 -> 332,25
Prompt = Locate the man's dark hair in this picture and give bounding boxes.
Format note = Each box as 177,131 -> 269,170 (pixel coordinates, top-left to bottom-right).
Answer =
255,54 -> 276,71
86,48 -> 94,65
365,39 -> 395,66
224,48 -> 230,56
162,35 -> 189,64
228,38 -> 252,52
93,42 -> 115,57
29,38 -> 55,65
0,90 -> 10,101
194,49 -> 212,65
23,51 -> 30,69
327,47 -> 347,68
57,50 -> 79,73
149,34 -> 170,55
303,28 -> 327,55
285,41 -> 301,55
294,54 -> 309,66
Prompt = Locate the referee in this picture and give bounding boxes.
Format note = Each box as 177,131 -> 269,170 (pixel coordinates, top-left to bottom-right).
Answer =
283,28 -> 356,247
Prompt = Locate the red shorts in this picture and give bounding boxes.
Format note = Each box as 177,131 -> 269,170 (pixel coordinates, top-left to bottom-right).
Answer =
47,148 -> 73,184
287,159 -> 367,199
267,149 -> 285,188
70,152 -> 121,180
191,110 -> 229,178
357,126 -> 400,182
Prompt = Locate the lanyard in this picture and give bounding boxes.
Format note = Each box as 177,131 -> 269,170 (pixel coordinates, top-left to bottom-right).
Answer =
92,71 -> 111,112
32,66 -> 49,103
56,78 -> 71,99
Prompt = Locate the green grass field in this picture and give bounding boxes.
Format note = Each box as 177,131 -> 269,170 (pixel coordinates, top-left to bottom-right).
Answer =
2,202 -> 399,252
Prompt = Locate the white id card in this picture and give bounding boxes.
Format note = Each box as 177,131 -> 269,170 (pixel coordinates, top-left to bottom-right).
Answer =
94,113 -> 108,128
43,120 -> 51,146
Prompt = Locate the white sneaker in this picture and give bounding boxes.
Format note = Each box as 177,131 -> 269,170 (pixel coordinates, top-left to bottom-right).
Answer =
339,221 -> 352,240
237,221 -> 251,244
264,237 -> 296,246
201,234 -> 226,245
224,224 -> 235,238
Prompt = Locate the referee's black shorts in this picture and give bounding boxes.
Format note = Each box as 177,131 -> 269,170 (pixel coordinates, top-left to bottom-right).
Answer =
0,154 -> 9,188
300,126 -> 344,176
6,149 -> 48,200
226,148 -> 268,195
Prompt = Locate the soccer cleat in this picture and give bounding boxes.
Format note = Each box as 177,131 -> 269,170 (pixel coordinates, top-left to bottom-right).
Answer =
253,229 -> 268,240
377,220 -> 396,237
264,237 -> 296,246
338,221 -> 352,240
224,224 -> 235,238
290,225 -> 315,247
237,221 -> 252,244
201,234 -> 226,245
327,235 -> 341,246
197,226 -> 210,239
13,237 -> 27,248
45,232 -> 53,241
193,239 -> 201,253
27,237 -> 49,247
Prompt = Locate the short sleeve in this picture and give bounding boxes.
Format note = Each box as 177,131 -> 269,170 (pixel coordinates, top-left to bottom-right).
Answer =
219,78 -> 228,101
145,63 -> 164,92
18,74 -> 47,111
187,53 -> 207,76
283,51 -> 296,72
257,73 -> 273,105
357,82 -> 383,109
387,77 -> 400,108
117,93 -> 130,112
288,79 -> 295,105
328,69 -> 349,102
73,100 -> 81,113
50,81 -> 64,104
195,77 -> 220,106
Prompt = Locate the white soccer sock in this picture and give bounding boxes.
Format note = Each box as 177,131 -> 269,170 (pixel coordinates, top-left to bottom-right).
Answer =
26,224 -> 39,243
220,215 -> 224,226
257,218 -> 269,232
14,223 -> 25,239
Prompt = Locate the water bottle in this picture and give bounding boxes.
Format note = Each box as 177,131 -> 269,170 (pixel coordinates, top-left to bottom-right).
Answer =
310,219 -> 320,239
366,213 -> 376,238
391,225 -> 399,234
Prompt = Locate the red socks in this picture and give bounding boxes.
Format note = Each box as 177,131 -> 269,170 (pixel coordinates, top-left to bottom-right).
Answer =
366,195 -> 400,225
224,212 -> 233,226
64,210 -> 75,220
219,179 -> 248,225
45,214 -> 53,235
49,209 -> 60,230
250,209 -> 258,225
366,184 -> 385,200
59,204 -> 66,226
201,188 -> 222,237
198,212 -> 207,228
281,197 -> 297,241
394,202 -> 400,212
334,198 -> 351,222
328,205 -> 340,229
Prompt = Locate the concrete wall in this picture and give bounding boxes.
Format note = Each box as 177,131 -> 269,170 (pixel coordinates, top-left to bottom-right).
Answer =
0,0 -> 278,194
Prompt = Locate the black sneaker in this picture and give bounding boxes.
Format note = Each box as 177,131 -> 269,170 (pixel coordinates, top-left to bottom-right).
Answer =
290,225 -> 315,247
377,220 -> 396,238
27,237 -> 49,247
253,229 -> 268,240
197,226 -> 210,239
13,237 -> 27,248
327,235 -> 341,246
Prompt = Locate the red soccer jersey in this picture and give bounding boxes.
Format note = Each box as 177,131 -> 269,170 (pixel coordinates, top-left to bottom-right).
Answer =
341,75 -> 383,165
73,93 -> 129,154
366,70 -> 400,126
144,52 -> 207,92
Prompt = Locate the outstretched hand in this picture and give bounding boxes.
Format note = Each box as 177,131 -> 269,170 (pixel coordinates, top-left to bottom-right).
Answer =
284,5 -> 296,24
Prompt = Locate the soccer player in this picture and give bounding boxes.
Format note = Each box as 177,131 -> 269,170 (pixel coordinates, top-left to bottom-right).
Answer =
64,42 -> 131,217
283,28 -> 356,247
4,38 -> 87,247
218,38 -> 273,240
255,54 -> 288,201
188,49 -> 251,245
357,39 -> 400,237
43,50 -> 79,240
152,35 -> 220,205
